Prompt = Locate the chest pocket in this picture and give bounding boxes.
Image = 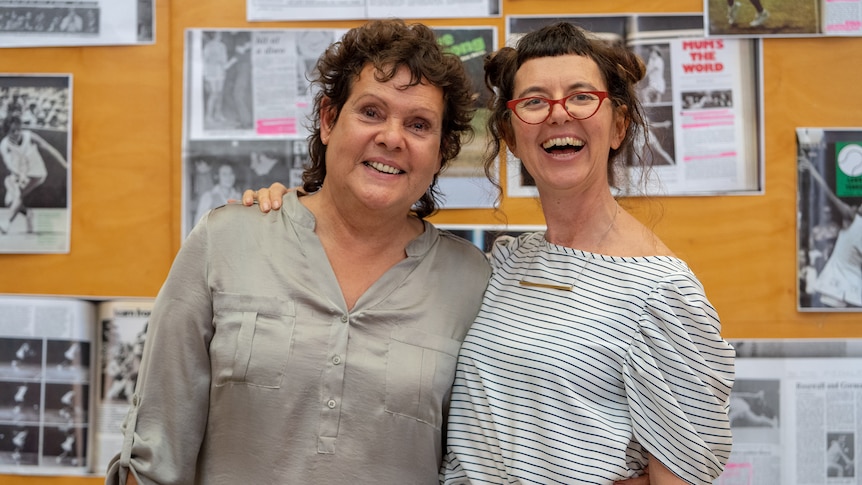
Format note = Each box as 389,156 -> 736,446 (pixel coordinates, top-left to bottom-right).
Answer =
385,327 -> 462,429
211,292 -> 296,388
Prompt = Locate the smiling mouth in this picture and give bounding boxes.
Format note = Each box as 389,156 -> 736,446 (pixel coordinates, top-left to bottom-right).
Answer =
365,161 -> 404,174
542,136 -> 585,154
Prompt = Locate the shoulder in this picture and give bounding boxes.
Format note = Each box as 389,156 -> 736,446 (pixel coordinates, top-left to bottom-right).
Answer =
606,210 -> 676,257
199,201 -> 290,240
435,228 -> 491,271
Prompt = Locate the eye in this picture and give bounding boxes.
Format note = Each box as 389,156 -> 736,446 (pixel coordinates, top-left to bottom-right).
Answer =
570,92 -> 598,103
520,97 -> 547,109
360,105 -> 381,120
408,119 -> 431,133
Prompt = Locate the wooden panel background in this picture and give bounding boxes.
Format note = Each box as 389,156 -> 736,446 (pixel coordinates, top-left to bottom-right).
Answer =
1,0 -> 860,482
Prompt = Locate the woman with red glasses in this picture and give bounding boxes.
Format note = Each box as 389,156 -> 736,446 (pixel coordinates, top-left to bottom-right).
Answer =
439,22 -> 734,485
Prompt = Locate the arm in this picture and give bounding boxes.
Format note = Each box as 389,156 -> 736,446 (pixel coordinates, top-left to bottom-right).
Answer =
29,131 -> 68,169
647,456 -> 688,485
241,182 -> 290,212
625,272 -> 734,484
106,221 -> 215,483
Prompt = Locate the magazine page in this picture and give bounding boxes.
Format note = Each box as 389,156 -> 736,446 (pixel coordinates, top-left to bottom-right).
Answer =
717,340 -> 862,484
246,0 -> 500,21
0,0 -> 154,47
91,299 -> 152,475
0,295 -> 94,475
0,74 -> 72,254
627,31 -> 761,196
796,128 -> 862,312
822,0 -> 862,35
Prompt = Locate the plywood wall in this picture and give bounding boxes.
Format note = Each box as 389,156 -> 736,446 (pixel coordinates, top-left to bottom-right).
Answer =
2,0 -> 861,482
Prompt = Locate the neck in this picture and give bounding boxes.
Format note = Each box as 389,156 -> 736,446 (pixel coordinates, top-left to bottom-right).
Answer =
302,191 -> 421,250
541,190 -> 619,252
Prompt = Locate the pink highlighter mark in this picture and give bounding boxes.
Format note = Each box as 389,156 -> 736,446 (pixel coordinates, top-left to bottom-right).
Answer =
257,118 -> 297,135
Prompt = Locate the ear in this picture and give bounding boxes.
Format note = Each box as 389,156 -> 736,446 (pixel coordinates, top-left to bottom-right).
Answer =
320,97 -> 335,145
501,123 -> 519,158
610,105 -> 629,150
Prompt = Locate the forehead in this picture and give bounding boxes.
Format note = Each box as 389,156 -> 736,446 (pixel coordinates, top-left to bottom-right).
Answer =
514,54 -> 606,91
351,64 -> 444,111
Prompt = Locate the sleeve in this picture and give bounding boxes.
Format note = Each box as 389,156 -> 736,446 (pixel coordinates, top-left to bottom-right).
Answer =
622,271 -> 735,485
105,216 -> 216,484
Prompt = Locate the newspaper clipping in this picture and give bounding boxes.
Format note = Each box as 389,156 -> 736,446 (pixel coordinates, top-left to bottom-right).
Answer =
0,74 -> 71,254
0,296 -> 92,474
246,0 -> 500,21
718,339 -> 862,484
0,0 -> 154,47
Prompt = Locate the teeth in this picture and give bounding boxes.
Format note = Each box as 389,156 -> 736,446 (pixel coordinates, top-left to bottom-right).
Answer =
542,137 -> 584,150
367,161 -> 402,174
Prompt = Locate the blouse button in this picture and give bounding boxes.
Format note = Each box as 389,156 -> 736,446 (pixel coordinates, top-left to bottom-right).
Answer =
332,355 -> 342,365
327,399 -> 337,409
340,315 -> 348,323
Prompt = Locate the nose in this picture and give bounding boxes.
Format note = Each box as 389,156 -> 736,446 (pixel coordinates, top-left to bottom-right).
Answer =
547,100 -> 572,123
375,119 -> 406,150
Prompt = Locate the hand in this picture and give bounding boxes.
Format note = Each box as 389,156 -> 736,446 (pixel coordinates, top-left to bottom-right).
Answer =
614,466 -> 649,485
240,182 -> 290,213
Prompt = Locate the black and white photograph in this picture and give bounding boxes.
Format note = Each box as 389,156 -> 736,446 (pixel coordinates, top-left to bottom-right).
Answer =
827,432 -> 856,478
0,4 -> 98,36
796,128 -> 862,311
0,0 -> 151,47
0,74 -> 71,254
43,422 -> 86,467
199,30 -> 254,132
136,0 -> 153,42
0,381 -> 40,425
0,424 -> 38,466
635,43 -> 672,106
632,104 -> 676,167
183,138 -> 301,237
729,378 -> 780,429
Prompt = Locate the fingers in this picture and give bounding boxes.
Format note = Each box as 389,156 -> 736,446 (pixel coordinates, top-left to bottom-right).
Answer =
613,466 -> 649,485
257,188 -> 273,212
613,475 -> 649,485
238,184 -> 290,213
241,189 -> 257,207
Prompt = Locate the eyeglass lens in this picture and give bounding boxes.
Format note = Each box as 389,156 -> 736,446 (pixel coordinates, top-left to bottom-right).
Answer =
514,93 -> 602,124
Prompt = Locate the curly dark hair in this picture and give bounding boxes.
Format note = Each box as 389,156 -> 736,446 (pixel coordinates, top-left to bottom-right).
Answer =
482,22 -> 648,192
302,19 -> 476,219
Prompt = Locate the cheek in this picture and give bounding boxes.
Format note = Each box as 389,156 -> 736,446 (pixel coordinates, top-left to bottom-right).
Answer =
504,124 -> 526,159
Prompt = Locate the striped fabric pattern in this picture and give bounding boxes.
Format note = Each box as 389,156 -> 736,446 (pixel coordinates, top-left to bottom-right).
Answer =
441,233 -> 734,485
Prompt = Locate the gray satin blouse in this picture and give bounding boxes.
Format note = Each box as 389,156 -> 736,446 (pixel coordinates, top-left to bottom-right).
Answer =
105,191 -> 491,484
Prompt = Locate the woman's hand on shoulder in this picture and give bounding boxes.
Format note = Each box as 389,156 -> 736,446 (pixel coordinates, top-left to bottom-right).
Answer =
614,466 -> 650,485
240,182 -> 290,213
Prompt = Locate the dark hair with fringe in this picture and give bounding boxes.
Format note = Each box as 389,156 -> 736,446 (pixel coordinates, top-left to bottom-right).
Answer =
302,19 -> 476,219
482,22 -> 650,195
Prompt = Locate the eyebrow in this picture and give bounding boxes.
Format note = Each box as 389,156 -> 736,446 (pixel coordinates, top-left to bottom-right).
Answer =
516,81 -> 600,98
